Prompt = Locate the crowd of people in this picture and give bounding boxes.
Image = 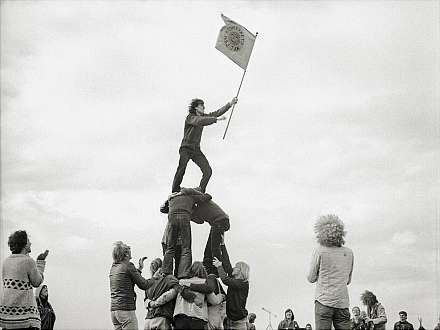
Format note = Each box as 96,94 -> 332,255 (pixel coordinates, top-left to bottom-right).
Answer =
1,96 -> 439,330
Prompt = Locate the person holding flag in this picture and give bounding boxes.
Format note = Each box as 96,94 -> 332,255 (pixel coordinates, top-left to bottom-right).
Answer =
171,97 -> 237,193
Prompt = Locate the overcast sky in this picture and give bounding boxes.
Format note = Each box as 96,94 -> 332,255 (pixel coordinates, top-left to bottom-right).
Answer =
1,1 -> 439,329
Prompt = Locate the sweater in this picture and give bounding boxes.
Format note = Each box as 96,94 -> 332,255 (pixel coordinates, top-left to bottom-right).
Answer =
0,254 -> 46,329
180,103 -> 231,150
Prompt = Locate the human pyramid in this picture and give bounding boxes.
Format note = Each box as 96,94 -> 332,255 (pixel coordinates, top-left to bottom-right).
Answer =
138,95 -> 249,330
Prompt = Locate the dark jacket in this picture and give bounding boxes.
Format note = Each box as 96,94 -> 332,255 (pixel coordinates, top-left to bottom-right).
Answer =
217,245 -> 248,321
394,321 -> 414,330
145,274 -> 179,320
278,319 -> 299,330
180,104 -> 231,150
192,200 -> 230,231
109,261 -> 155,311
168,188 -> 212,216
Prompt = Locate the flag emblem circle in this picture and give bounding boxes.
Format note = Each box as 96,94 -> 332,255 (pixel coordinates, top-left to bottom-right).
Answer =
223,25 -> 245,52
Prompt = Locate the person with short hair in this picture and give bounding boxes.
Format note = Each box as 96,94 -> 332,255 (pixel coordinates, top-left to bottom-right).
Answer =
360,290 -> 387,330
351,306 -> 367,330
36,285 -> 56,330
277,308 -> 299,329
171,96 -> 238,193
213,245 -> 250,330
394,311 -> 414,330
109,241 -> 156,330
0,230 -> 49,330
307,214 -> 354,330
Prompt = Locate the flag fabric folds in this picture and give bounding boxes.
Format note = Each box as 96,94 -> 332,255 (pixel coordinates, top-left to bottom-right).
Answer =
215,14 -> 256,70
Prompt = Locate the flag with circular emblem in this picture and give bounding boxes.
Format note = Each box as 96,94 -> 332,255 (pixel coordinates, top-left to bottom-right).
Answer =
215,14 -> 256,70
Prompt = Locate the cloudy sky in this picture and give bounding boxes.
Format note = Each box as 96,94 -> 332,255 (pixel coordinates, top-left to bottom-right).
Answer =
1,1 -> 439,329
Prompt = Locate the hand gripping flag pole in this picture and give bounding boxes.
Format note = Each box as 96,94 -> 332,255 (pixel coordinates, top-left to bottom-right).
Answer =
215,14 -> 258,139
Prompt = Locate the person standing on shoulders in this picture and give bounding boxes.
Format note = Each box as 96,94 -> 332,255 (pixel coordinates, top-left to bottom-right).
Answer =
171,96 -> 238,193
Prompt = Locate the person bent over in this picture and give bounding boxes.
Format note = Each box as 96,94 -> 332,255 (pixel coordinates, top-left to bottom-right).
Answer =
191,198 -> 230,276
162,188 -> 211,278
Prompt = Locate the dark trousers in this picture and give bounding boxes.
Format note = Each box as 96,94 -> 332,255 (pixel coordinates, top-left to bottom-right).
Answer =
203,225 -> 225,276
162,212 -> 192,279
174,315 -> 207,330
162,242 -> 181,278
315,300 -> 351,330
172,147 -> 212,193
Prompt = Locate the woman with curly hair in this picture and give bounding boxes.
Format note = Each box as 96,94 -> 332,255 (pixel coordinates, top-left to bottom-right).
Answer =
360,290 -> 387,330
307,215 -> 354,330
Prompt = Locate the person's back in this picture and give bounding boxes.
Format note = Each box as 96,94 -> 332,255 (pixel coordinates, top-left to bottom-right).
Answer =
145,274 -> 179,320
309,245 -> 353,308
174,277 -> 210,322
307,215 -> 353,330
109,262 -> 138,311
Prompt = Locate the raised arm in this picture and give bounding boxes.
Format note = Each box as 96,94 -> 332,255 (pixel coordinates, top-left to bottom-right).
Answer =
186,114 -> 218,127
28,258 -> 45,288
307,249 -> 320,283
220,244 -> 233,276
207,97 -> 237,117
128,263 -> 155,290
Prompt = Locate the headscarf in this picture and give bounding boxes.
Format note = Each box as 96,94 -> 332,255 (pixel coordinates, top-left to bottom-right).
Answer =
35,285 -> 56,330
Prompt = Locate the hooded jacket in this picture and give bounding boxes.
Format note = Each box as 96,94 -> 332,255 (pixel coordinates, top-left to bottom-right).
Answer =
36,285 -> 56,330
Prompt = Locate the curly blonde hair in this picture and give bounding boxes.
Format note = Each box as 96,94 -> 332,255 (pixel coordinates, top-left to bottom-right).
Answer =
314,214 -> 346,247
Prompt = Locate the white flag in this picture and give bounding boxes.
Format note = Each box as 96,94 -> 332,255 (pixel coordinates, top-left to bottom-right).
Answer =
215,14 -> 256,70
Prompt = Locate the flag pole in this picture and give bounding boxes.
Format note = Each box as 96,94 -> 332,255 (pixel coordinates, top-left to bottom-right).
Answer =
223,32 -> 258,140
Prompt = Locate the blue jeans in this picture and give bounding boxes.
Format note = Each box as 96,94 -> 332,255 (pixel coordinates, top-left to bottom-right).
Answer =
315,301 -> 350,330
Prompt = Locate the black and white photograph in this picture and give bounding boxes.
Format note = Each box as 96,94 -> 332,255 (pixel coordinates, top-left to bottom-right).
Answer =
1,1 -> 439,329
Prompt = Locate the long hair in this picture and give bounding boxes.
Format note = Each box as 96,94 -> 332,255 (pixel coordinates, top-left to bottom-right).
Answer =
189,261 -> 207,279
112,241 -> 130,262
235,261 -> 250,281
314,214 -> 346,247
188,98 -> 204,114
8,230 -> 28,254
360,290 -> 378,307
284,308 -> 295,320
150,258 -> 162,276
